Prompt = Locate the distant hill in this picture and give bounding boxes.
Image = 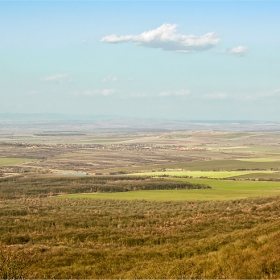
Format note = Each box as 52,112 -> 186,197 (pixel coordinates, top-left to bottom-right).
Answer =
0,114 -> 280,131
0,113 -> 120,121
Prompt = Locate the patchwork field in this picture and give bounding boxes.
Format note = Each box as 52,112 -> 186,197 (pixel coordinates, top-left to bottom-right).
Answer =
98,159 -> 280,174
59,178 -> 280,201
1,122 -> 280,278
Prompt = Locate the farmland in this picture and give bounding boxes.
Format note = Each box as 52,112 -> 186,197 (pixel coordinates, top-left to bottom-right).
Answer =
59,178 -> 280,201
1,120 -> 280,278
0,157 -> 39,166
131,170 -> 278,179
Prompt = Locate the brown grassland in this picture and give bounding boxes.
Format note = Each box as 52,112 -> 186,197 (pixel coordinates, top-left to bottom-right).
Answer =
0,122 -> 280,278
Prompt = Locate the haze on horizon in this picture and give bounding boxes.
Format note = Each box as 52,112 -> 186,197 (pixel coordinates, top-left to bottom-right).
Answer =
1,1 -> 280,121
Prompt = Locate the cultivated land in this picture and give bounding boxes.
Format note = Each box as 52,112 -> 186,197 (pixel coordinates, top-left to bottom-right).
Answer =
0,157 -> 39,166
131,170 -> 279,178
0,120 -> 280,278
59,179 -> 280,201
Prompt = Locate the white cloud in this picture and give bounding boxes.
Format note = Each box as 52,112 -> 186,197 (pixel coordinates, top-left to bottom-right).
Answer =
77,90 -> 150,99
158,89 -> 190,97
80,89 -> 120,96
202,92 -> 229,99
101,23 -> 220,53
266,88 -> 280,97
228,46 -> 248,56
42,74 -> 72,83
102,89 -> 118,96
201,89 -> 280,101
102,76 -> 117,82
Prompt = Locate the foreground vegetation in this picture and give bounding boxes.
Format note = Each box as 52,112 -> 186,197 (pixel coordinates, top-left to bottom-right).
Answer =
1,127 -> 280,278
1,174 -> 280,278
0,196 -> 280,278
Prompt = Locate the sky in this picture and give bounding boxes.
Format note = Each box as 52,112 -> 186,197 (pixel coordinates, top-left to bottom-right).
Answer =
1,1 -> 280,121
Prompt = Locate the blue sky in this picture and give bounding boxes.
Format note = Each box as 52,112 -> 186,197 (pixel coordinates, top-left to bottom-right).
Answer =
1,1 -> 280,120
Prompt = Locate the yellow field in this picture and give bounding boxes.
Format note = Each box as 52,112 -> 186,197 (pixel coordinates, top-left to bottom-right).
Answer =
131,170 -> 278,179
237,158 -> 280,162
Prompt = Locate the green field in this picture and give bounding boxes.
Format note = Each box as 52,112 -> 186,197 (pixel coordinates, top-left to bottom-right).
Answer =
59,178 -> 280,201
242,146 -> 280,154
180,178 -> 280,199
0,157 -> 39,166
131,170 -> 278,178
232,172 -> 280,179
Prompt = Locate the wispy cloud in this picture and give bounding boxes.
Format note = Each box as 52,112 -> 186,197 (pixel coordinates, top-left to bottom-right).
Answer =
79,90 -> 149,99
227,46 -> 248,57
240,88 -> 280,100
263,88 -> 280,97
102,76 -> 117,82
202,92 -> 229,99
42,74 -> 72,83
158,89 -> 191,97
79,89 -> 120,96
201,89 -> 280,101
101,23 -> 220,53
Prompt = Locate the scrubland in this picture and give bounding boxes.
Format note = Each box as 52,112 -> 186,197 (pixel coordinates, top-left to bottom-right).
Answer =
1,123 -> 280,278
1,196 -> 280,278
